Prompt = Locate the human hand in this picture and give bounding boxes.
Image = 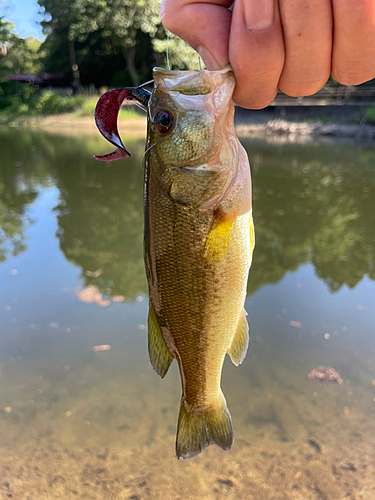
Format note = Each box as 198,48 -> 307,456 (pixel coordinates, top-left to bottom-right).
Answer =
160,0 -> 375,109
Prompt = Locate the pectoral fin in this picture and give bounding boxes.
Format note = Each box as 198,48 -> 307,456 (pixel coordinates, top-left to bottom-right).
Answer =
148,303 -> 173,378
204,215 -> 233,263
228,308 -> 249,366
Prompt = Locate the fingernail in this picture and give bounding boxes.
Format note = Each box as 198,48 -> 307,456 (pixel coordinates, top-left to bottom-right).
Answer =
244,0 -> 275,31
197,47 -> 225,71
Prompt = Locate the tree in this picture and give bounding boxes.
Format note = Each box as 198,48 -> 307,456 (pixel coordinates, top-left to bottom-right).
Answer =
38,0 -> 82,91
0,16 -> 20,76
68,0 -> 161,86
153,32 -> 204,71
0,17 -> 42,111
38,0 -> 203,89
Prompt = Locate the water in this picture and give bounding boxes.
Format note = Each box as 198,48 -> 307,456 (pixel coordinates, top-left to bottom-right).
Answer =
0,128 -> 375,499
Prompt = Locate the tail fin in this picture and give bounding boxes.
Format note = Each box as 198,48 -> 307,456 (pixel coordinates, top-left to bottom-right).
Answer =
176,393 -> 233,460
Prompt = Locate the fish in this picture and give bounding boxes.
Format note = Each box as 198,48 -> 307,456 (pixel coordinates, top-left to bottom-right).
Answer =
94,67 -> 255,460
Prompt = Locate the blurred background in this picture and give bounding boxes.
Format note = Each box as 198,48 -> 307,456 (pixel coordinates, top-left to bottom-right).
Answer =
0,0 -> 202,118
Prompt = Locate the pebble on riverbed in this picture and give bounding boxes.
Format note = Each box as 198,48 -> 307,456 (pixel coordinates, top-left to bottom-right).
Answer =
306,366 -> 343,384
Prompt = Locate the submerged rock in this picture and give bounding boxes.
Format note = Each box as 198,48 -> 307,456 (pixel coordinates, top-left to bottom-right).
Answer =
306,366 -> 343,384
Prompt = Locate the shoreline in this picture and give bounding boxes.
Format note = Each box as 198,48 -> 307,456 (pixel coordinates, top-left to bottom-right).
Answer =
234,105 -> 375,142
1,107 -> 374,142
235,119 -> 375,143
0,113 -> 147,138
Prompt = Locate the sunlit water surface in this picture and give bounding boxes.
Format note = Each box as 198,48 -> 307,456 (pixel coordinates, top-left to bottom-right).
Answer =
0,128 -> 375,500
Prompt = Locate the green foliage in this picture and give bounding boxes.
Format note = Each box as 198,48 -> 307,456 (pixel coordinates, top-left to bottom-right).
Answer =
68,0 -> 161,44
0,88 -> 86,115
0,15 -> 17,51
0,17 -> 43,111
74,97 -> 141,118
0,19 -> 41,76
37,0 -> 202,88
0,0 -> 206,105
153,32 -> 203,71
38,0 -> 161,86
0,81 -> 36,111
73,96 -> 99,116
35,90 -> 85,114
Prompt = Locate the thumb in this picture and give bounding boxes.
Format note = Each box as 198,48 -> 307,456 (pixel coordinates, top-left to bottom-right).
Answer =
160,0 -> 233,70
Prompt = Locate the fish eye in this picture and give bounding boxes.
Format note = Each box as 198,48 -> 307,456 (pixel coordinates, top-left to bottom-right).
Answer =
153,111 -> 174,133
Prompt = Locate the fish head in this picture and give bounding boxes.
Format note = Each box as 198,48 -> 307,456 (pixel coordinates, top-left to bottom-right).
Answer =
147,68 -> 239,209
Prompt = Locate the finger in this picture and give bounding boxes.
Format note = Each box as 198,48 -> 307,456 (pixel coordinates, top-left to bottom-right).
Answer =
229,0 -> 285,109
332,0 -> 375,85
160,0 -> 233,70
278,0 -> 332,96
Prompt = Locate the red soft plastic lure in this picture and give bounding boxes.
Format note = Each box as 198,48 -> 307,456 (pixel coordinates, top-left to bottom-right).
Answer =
94,87 -> 151,161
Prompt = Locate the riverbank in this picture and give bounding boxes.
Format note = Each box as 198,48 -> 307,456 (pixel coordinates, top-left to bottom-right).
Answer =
235,105 -> 375,142
0,110 -> 147,138
1,104 -> 375,142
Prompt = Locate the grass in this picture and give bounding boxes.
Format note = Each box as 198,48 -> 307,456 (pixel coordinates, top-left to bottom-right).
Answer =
0,92 -> 145,129
0,90 -> 145,120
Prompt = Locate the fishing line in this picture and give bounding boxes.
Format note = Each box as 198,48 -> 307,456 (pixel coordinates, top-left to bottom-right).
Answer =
196,55 -> 203,112
138,80 -> 154,88
140,140 -> 161,170
166,29 -> 170,70
131,101 -> 147,113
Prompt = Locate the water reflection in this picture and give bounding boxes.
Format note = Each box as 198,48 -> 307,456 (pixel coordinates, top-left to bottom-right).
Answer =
1,130 -> 374,299
54,140 -> 147,300
247,142 -> 375,294
0,132 -> 41,262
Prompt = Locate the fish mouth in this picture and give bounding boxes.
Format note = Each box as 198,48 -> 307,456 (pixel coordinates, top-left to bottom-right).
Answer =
94,86 -> 151,162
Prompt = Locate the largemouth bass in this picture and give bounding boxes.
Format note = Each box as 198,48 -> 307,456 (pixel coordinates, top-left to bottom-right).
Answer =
94,67 -> 255,460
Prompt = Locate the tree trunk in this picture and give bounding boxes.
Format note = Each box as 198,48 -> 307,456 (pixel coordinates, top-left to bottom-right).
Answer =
122,45 -> 139,87
68,39 -> 82,94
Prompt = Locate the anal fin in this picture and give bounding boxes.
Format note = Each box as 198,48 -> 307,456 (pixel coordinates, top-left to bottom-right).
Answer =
148,302 -> 173,378
228,308 -> 249,366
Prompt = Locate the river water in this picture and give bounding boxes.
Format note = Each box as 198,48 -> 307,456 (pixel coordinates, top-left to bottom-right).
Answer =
0,127 -> 374,499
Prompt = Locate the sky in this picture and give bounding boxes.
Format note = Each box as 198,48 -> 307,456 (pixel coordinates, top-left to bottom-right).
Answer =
1,0 -> 44,40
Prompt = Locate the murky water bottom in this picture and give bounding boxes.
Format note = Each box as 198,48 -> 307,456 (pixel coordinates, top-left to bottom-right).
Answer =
0,129 -> 375,499
2,338 -> 375,499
